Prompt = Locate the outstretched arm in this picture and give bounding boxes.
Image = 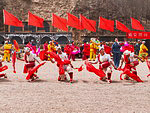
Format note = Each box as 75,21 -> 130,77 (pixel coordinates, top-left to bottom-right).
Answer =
45,54 -> 55,63
110,61 -> 117,70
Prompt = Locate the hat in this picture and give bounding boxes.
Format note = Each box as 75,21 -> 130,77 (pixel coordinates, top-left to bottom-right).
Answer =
142,41 -> 145,44
123,50 -> 131,55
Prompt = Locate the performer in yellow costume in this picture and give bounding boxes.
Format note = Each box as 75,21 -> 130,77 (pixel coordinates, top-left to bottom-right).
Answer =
47,41 -> 56,61
2,41 -> 12,62
90,39 -> 99,61
139,41 -> 148,61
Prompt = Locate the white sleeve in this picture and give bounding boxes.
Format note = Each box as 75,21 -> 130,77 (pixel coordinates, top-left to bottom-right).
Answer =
107,54 -> 112,62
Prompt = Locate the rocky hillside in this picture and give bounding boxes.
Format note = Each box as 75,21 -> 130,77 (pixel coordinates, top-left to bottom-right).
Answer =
0,0 -> 150,39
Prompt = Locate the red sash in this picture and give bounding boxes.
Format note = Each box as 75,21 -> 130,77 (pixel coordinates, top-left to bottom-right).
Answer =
98,54 -> 110,69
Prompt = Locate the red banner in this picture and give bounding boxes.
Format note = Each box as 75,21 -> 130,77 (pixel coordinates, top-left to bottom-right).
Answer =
80,14 -> 96,32
52,13 -> 68,32
127,31 -> 150,39
3,10 -> 23,27
67,13 -> 83,30
99,17 -> 114,32
28,11 -> 44,28
131,17 -> 144,31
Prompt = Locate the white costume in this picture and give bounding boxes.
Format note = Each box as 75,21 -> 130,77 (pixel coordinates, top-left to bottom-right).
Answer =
96,53 -> 112,74
58,52 -> 73,74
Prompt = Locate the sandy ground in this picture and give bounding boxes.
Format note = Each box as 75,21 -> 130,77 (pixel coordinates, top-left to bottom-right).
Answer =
0,58 -> 150,113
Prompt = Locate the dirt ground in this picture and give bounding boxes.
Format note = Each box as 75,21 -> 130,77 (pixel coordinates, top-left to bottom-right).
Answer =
0,59 -> 150,113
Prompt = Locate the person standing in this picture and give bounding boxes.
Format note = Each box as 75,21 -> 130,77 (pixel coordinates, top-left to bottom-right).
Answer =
90,40 -> 99,61
134,40 -> 141,55
82,41 -> 90,60
2,41 -> 12,62
139,41 -> 148,61
112,38 -> 121,68
47,41 -> 56,61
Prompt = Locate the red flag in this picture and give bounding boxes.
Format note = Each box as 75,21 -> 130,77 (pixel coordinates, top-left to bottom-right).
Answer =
131,17 -> 144,31
28,11 -> 44,28
67,13 -> 83,30
3,10 -> 23,27
26,62 -> 46,80
123,69 -> 143,82
116,20 -> 130,32
74,65 -> 84,72
0,65 -> 8,72
99,17 -> 114,32
13,40 -> 19,51
85,61 -> 106,78
12,51 -> 16,73
80,14 -> 96,32
46,51 -> 62,63
52,13 -> 68,31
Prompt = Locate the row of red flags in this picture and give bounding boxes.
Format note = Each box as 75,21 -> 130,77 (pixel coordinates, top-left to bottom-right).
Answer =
3,9 -> 145,32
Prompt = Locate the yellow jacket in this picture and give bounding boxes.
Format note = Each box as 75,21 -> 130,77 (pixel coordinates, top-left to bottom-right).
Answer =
48,43 -> 56,52
90,43 -> 98,52
139,44 -> 148,54
4,44 -> 12,53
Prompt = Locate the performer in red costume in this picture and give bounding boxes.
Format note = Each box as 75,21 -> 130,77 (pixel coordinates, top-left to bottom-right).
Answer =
49,47 -> 74,83
64,43 -> 72,59
103,42 -> 112,55
91,47 -> 117,83
43,41 -> 48,52
119,50 -> 143,81
69,41 -> 80,61
82,41 -> 90,60
39,41 -> 48,61
0,55 -> 8,78
18,47 -> 41,81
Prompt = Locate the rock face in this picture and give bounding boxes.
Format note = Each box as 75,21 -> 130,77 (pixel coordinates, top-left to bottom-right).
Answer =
1,0 -> 150,40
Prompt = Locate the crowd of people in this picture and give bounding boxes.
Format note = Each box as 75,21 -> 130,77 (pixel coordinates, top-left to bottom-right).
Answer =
0,38 -> 149,83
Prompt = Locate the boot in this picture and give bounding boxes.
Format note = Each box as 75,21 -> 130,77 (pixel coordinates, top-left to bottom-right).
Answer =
69,73 -> 73,83
107,73 -> 112,83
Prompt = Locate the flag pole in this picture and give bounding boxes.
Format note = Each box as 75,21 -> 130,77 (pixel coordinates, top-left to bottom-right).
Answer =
3,9 -> 5,33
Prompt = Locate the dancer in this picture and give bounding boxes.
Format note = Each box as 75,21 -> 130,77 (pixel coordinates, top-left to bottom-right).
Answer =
69,41 -> 79,61
119,50 -> 143,81
48,47 -> 74,83
0,55 -> 8,78
91,47 -> 117,83
18,47 -> 41,81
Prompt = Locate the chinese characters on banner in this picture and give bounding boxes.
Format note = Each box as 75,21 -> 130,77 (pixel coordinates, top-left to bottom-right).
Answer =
127,32 -> 150,39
